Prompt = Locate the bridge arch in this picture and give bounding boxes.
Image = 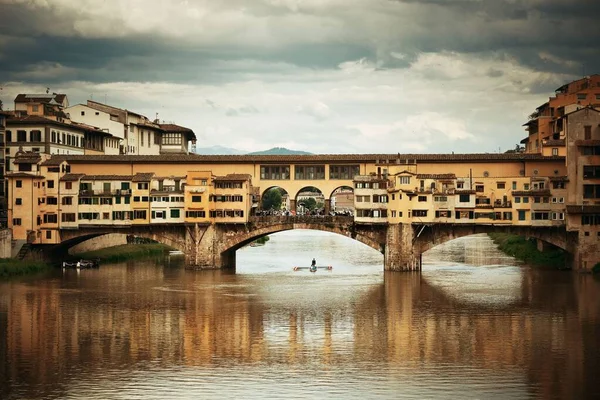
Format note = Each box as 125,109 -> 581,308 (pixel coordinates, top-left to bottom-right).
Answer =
218,217 -> 385,261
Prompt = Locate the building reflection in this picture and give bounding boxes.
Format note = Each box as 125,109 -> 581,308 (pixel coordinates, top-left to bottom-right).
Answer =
1,261 -> 599,399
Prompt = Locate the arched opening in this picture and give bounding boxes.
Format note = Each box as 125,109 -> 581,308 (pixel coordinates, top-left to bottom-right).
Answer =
236,229 -> 384,274
258,186 -> 289,215
295,186 -> 325,216
330,186 -> 354,216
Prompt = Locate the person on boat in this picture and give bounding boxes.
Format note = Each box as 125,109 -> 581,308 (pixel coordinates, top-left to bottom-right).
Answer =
311,258 -> 316,267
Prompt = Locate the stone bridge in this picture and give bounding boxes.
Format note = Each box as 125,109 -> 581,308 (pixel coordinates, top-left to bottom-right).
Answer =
57,216 -> 576,271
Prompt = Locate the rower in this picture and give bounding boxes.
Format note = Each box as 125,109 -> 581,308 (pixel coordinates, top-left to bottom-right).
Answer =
311,258 -> 316,267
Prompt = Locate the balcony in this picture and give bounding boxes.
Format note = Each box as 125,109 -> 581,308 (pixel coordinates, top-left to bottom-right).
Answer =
79,189 -> 131,196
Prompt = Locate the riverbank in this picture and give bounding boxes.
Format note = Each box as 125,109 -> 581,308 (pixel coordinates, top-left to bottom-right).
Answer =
0,259 -> 50,278
488,233 -> 566,269
74,243 -> 174,263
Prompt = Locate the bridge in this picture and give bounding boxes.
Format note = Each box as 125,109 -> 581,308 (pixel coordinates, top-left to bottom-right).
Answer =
57,216 -> 575,271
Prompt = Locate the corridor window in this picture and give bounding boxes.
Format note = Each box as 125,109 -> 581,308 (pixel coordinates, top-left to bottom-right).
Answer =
260,165 -> 290,180
329,165 -> 359,180
294,165 -> 325,180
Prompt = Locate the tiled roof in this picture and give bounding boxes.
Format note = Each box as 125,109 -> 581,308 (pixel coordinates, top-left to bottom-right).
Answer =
81,175 -> 133,181
46,153 -> 565,165
575,140 -> 600,146
512,190 -> 552,196
566,205 -> 600,214
40,158 -> 67,166
132,172 -> 155,182
213,174 -> 252,181
455,190 -> 476,194
6,172 -> 45,179
7,115 -> 87,131
59,173 -> 86,182
549,176 -> 569,182
544,139 -> 565,146
13,156 -> 41,164
416,174 -> 456,180
14,93 -> 67,104
159,123 -> 197,140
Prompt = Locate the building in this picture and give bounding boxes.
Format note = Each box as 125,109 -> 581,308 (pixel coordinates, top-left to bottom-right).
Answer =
13,93 -> 69,121
523,75 -> 600,154
67,101 -> 196,155
0,111 -> 8,226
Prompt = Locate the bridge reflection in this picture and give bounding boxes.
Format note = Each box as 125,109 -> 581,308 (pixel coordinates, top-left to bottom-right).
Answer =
1,266 -> 598,398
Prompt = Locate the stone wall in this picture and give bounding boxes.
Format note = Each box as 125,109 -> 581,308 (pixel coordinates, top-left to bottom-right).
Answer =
69,233 -> 127,255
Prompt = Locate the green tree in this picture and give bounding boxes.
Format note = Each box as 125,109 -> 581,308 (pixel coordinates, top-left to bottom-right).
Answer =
0,99 -> 3,111
262,188 -> 282,210
303,197 -> 317,210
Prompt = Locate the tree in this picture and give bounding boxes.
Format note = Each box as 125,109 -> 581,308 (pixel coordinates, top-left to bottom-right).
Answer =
303,197 -> 317,210
0,99 -> 3,111
262,188 -> 282,210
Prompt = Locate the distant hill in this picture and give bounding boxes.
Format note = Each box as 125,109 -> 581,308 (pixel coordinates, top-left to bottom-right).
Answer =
194,145 -> 245,155
247,147 -> 312,155
195,146 -> 313,155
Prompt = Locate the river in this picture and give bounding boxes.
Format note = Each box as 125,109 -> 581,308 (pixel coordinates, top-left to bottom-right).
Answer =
1,231 -> 599,399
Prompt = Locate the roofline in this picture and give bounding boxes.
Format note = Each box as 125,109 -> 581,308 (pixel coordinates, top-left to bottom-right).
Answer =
48,153 -> 566,165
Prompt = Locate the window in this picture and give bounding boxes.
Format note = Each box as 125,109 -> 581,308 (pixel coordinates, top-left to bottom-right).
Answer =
30,130 -> 41,142
583,185 -> 600,199
134,196 -> 140,202
435,210 -> 451,218
434,196 -> 447,202
65,182 -> 73,190
514,196 -> 521,203
47,180 -> 55,189
170,209 -> 181,218
15,198 -> 22,205
186,211 -> 206,218
512,181 -> 517,190
162,133 -> 182,145
141,130 -> 144,146
413,210 -> 428,217
61,213 -> 76,222
12,218 -> 21,226
518,210 -> 527,221
47,197 -> 58,205
191,195 -> 202,202
496,182 -> 505,189
399,176 -> 411,185
523,197 -> 529,203
129,125 -> 134,132
418,196 -> 427,202
577,93 -> 587,100
294,165 -> 325,180
17,130 -> 26,142
553,181 -> 565,189
133,210 -> 147,219
524,183 -> 530,190
260,165 -> 290,180
6,130 -> 11,142
552,148 -> 558,156
154,133 -> 160,145
475,185 -> 484,192
103,212 -> 110,220
137,182 -> 149,190
43,214 -> 58,223
329,165 -> 360,180
459,194 -> 470,203
585,125 -> 592,140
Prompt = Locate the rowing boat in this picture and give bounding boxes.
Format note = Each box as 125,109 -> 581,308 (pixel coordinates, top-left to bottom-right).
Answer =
293,265 -> 333,271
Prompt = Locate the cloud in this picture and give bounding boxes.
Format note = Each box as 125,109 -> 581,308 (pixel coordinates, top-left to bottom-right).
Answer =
0,0 -> 598,154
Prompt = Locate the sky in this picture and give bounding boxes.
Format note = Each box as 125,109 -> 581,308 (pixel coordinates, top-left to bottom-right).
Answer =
0,0 -> 599,154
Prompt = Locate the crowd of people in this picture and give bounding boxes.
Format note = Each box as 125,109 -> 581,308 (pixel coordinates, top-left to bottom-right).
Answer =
253,208 -> 353,217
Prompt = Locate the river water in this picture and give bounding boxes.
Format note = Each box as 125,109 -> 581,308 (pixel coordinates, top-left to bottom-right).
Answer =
1,231 -> 599,399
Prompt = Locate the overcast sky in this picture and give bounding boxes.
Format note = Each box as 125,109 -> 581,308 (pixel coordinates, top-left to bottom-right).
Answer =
1,0 -> 598,154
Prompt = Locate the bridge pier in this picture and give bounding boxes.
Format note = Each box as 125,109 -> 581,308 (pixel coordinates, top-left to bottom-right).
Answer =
384,224 -> 421,271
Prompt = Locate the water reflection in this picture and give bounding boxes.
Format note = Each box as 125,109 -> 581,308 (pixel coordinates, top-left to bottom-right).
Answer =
0,232 -> 599,399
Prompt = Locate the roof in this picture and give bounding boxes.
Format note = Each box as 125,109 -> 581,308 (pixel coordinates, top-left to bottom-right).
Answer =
44,153 -> 566,165
159,123 -> 197,141
7,114 -> 85,131
81,175 -> 134,181
512,189 -> 552,196
13,155 -> 41,164
549,176 -> 569,182
14,93 -> 67,105
132,172 -> 155,182
566,205 -> 600,214
416,173 -> 456,180
213,174 -> 252,181
59,173 -> 85,182
575,140 -> 600,146
455,190 -> 476,195
40,158 -> 67,166
6,172 -> 45,179
544,139 -> 565,146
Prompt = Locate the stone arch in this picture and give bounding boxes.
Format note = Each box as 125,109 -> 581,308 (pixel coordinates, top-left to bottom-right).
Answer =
329,185 -> 354,214
259,186 -> 290,212
295,186 -> 325,214
220,221 -> 384,257
413,224 -> 571,255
